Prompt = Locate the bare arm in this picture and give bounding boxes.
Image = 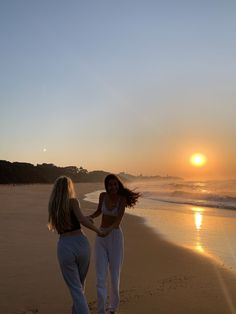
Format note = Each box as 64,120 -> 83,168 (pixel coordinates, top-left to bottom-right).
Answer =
70,198 -> 102,234
88,192 -> 105,219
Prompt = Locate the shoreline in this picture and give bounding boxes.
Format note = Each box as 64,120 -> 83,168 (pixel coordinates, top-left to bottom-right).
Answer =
78,186 -> 236,314
1,183 -> 236,313
85,189 -> 236,275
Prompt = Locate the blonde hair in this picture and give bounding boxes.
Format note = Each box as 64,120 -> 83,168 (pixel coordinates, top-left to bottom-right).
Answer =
48,176 -> 76,233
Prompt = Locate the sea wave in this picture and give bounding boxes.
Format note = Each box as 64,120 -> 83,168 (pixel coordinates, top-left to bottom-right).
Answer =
142,191 -> 236,211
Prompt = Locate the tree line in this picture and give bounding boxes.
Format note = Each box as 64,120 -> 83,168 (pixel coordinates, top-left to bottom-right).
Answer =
0,160 -> 110,184
0,160 -> 182,184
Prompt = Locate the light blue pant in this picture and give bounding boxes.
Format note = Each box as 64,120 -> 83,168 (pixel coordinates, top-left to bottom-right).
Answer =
95,228 -> 124,314
57,234 -> 91,314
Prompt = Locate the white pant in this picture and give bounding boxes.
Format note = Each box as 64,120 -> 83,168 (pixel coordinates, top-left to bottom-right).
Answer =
95,228 -> 124,314
57,234 -> 90,314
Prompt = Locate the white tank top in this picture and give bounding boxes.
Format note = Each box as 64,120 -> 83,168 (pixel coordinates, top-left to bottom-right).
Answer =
101,197 -> 120,217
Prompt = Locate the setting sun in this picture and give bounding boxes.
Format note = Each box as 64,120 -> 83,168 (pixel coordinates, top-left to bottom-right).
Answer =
190,153 -> 207,167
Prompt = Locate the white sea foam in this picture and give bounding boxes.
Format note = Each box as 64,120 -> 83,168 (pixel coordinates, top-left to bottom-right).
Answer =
131,179 -> 236,211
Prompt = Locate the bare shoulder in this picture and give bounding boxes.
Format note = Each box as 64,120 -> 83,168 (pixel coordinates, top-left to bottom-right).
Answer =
99,192 -> 106,201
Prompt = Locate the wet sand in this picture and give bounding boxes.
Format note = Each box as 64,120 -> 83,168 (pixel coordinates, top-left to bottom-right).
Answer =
1,183 -> 236,314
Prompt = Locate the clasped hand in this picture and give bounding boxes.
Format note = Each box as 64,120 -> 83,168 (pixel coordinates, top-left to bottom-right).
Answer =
97,228 -> 110,237
86,215 -> 109,237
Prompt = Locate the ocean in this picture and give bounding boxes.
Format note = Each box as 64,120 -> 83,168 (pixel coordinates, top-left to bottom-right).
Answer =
85,179 -> 236,272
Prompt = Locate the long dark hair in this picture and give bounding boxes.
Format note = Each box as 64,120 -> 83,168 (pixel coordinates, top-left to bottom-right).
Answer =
104,174 -> 141,208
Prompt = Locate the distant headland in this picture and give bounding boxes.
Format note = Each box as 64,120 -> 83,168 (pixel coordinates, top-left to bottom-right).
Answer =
0,160 -> 182,184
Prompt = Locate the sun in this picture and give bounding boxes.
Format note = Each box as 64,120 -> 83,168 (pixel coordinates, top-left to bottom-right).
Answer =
190,153 -> 207,167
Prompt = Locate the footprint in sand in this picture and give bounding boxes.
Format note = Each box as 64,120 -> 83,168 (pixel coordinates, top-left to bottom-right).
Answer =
118,275 -> 194,305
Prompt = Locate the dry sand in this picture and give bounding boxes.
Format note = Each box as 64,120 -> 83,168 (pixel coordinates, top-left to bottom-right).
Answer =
1,183 -> 236,314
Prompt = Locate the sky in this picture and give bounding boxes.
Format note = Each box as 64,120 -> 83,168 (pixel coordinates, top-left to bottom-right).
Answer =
0,1 -> 236,179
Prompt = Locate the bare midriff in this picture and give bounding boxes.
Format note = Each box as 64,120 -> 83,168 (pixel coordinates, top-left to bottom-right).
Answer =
101,214 -> 119,229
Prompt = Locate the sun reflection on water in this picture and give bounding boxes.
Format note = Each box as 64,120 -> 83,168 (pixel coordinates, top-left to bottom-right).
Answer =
192,207 -> 204,254
195,242 -> 204,253
195,212 -> 203,230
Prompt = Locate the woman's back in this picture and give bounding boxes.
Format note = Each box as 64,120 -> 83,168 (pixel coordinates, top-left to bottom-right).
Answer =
58,199 -> 81,234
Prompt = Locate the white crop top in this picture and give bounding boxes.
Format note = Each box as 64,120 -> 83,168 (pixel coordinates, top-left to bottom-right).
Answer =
101,197 -> 120,217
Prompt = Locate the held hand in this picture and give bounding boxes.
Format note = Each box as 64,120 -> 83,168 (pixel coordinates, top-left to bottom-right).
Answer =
97,228 -> 109,237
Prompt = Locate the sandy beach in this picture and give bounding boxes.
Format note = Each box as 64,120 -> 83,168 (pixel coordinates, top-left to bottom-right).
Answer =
1,183 -> 236,314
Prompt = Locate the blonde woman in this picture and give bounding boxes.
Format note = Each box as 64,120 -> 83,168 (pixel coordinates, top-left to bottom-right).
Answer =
48,176 -> 105,314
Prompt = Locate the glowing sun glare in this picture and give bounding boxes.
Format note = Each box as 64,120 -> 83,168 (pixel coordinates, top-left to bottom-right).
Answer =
190,153 -> 207,167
